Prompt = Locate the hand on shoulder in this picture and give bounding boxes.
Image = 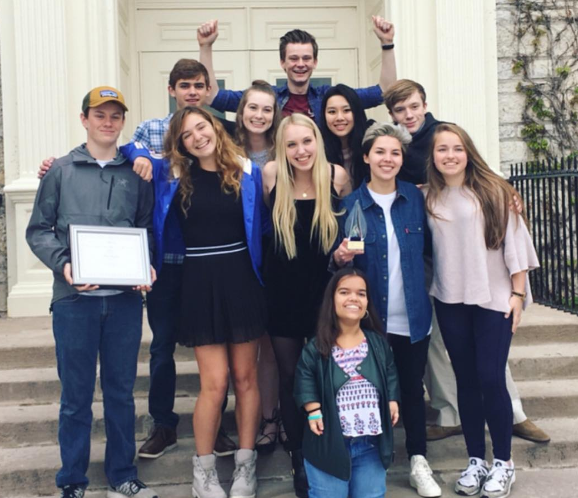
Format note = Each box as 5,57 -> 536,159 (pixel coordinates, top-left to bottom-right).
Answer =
332,164 -> 352,197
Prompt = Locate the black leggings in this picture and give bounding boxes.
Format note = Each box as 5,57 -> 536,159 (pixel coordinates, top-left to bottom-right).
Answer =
270,336 -> 306,451
434,299 -> 513,461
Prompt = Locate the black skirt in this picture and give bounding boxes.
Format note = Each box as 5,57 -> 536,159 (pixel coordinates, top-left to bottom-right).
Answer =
176,166 -> 267,347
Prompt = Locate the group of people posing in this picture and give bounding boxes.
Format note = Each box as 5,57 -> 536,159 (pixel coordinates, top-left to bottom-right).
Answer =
28,15 -> 546,498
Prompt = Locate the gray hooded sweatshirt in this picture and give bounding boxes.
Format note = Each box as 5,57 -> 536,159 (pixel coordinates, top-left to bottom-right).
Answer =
26,143 -> 154,304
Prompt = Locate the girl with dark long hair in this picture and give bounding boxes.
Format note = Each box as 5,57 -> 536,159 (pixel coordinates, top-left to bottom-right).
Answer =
320,84 -> 371,190
294,267 -> 400,498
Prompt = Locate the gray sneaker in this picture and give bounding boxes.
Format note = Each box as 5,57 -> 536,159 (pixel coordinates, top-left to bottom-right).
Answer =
229,449 -> 257,498
107,479 -> 158,498
480,460 -> 516,498
455,457 -> 490,495
192,454 -> 226,498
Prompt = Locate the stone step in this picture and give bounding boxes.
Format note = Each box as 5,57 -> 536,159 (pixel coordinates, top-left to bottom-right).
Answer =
15,467 -> 578,498
1,305 -> 575,370
1,376 -> 576,449
509,342 -> 578,380
2,339 -> 577,407
0,396 -> 238,448
1,417 -> 576,497
0,361 -> 200,404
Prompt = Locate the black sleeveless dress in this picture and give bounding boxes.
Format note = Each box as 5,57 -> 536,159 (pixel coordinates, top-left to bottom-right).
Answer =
175,166 -> 267,347
263,176 -> 339,339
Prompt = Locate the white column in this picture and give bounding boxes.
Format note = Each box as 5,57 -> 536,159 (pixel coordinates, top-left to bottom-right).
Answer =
434,0 -> 500,170
387,0 -> 500,169
1,0 -> 121,316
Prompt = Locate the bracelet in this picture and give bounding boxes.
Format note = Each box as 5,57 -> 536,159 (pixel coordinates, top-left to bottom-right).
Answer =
308,413 -> 322,421
306,406 -> 321,414
511,290 -> 526,300
381,43 -> 395,50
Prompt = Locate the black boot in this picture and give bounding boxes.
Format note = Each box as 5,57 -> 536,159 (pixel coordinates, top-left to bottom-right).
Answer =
290,448 -> 309,498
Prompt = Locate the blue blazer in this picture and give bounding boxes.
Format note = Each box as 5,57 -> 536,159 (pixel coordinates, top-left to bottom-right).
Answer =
120,142 -> 268,284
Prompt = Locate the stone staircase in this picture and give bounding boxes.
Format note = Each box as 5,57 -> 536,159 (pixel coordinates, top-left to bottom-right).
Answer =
0,305 -> 577,498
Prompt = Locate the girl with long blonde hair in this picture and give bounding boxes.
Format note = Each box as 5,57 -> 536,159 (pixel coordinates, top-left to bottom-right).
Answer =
425,123 -> 539,498
261,113 -> 350,498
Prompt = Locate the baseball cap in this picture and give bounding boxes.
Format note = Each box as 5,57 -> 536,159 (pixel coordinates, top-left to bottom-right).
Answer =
81,86 -> 128,113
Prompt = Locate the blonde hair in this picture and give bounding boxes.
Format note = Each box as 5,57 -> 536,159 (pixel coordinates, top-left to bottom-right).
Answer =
164,107 -> 244,215
272,114 -> 339,259
425,123 -> 525,249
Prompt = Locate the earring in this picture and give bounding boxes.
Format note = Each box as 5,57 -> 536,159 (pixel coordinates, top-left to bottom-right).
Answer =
363,310 -> 369,319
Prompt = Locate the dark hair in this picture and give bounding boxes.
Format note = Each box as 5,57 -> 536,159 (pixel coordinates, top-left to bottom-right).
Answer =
169,59 -> 210,89
279,29 -> 318,61
83,106 -> 126,119
315,267 -> 384,358
319,84 -> 369,189
235,80 -> 281,157
383,79 -> 427,112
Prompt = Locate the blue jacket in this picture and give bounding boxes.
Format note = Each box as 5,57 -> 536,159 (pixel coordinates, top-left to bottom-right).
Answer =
340,180 -> 432,343
120,142 -> 268,284
211,84 -> 383,126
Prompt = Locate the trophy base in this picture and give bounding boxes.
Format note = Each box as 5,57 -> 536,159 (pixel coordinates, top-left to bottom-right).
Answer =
347,240 -> 365,251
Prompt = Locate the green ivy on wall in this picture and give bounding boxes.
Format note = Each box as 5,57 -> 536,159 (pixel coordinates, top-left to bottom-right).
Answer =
511,0 -> 578,161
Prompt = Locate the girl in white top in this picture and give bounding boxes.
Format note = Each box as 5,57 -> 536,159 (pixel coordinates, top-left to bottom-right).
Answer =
425,123 -> 539,498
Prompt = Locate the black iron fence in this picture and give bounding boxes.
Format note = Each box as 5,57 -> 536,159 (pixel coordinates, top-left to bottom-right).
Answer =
509,157 -> 578,315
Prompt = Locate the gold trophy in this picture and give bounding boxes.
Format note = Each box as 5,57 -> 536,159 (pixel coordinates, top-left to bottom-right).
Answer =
345,200 -> 367,251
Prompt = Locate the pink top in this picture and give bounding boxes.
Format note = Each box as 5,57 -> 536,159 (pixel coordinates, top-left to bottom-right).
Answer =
427,186 -> 539,313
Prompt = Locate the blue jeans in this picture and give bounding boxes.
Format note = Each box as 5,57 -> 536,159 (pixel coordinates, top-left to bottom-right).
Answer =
146,263 -> 181,429
52,292 -> 143,488
304,436 -> 387,498
434,300 -> 513,461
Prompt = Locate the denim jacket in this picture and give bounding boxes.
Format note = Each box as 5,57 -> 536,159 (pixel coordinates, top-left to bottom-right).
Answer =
211,84 -> 383,126
120,142 -> 269,284
339,180 -> 432,343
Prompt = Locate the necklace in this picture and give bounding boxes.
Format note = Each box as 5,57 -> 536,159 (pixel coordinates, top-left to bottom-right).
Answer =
300,183 -> 313,198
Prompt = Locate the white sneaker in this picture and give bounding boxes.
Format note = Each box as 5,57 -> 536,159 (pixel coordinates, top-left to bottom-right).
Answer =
480,459 -> 516,498
229,449 -> 257,498
192,454 -> 226,498
455,457 -> 490,495
409,455 -> 442,497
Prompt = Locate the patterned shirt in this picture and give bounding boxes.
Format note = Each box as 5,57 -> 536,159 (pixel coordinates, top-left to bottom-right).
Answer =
332,339 -> 382,437
131,114 -> 173,154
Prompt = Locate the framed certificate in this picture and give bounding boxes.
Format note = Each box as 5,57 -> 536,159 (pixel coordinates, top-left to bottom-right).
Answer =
69,225 -> 152,287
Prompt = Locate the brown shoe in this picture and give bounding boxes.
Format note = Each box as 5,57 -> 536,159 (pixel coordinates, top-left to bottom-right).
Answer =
513,419 -> 551,443
426,424 -> 463,441
214,426 -> 237,457
138,425 -> 177,459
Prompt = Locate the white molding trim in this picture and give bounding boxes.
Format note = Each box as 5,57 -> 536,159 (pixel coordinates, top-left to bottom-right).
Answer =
1,0 -> 122,316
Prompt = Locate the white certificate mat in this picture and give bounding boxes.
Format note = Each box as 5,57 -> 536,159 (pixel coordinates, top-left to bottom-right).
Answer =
69,225 -> 152,286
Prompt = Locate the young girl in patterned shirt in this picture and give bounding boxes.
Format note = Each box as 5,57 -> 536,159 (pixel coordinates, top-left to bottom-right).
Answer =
295,267 -> 400,498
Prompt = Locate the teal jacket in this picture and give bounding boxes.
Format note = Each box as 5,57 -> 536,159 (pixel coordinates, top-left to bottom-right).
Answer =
294,330 -> 400,480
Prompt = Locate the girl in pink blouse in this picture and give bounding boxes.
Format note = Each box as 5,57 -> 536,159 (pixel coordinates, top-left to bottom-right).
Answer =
425,124 -> 539,498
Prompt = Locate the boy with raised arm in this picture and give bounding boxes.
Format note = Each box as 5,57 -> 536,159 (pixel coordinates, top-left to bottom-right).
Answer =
197,17 -> 397,124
